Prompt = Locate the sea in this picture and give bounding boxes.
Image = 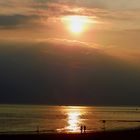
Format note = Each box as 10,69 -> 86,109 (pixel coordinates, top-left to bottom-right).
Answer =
0,105 -> 140,133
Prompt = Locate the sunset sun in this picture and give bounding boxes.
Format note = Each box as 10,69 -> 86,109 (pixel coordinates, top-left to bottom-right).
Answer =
62,16 -> 91,34
69,16 -> 86,33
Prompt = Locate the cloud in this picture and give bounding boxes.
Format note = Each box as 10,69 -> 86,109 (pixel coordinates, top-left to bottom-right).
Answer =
0,39 -> 140,105
0,0 -> 140,30
0,14 -> 42,29
33,0 -> 140,10
36,2 -> 140,31
0,36 -> 140,66
40,38 -> 90,47
104,46 -> 140,65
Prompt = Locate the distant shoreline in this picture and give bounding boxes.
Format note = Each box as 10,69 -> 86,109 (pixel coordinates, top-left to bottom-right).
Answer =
0,103 -> 140,108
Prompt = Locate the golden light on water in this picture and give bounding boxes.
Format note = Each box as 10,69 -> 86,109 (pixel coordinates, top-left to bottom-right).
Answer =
66,112 -> 81,132
57,106 -> 89,133
63,106 -> 87,133
62,16 -> 92,34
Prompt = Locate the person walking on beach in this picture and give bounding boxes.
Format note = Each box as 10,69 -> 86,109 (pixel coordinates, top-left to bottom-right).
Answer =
80,125 -> 83,134
84,125 -> 86,133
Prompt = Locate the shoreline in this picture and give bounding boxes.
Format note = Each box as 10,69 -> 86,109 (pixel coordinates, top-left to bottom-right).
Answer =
0,127 -> 139,134
0,128 -> 140,140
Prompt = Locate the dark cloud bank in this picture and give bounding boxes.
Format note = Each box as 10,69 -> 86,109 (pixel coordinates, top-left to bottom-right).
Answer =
0,41 -> 140,106
0,14 -> 39,29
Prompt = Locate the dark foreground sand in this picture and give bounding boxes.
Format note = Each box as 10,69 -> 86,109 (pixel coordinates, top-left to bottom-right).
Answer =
0,128 -> 140,140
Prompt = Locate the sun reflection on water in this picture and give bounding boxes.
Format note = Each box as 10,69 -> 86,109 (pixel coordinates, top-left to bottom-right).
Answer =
61,106 -> 87,133
66,112 -> 81,132
56,106 -> 88,133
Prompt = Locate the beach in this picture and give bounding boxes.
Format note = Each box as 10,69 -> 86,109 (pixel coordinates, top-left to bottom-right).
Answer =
0,105 -> 140,133
0,128 -> 140,140
0,105 -> 140,140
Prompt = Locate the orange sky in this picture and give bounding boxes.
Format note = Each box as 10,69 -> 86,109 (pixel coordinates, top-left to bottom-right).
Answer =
0,1 -> 140,106
0,0 -> 140,65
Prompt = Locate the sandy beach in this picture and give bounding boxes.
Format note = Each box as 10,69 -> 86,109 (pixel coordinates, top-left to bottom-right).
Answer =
0,128 -> 140,140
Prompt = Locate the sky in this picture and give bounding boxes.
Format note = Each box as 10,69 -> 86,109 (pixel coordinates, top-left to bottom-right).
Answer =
0,0 -> 140,106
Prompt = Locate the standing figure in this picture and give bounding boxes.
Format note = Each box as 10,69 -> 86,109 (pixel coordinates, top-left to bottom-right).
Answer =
84,125 -> 86,133
80,125 -> 83,134
102,120 -> 106,131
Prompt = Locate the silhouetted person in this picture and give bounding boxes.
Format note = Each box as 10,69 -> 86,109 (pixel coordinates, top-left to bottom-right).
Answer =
80,125 -> 83,134
84,125 -> 86,133
102,120 -> 106,131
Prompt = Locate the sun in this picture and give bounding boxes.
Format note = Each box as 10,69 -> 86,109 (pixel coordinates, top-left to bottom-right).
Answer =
62,16 -> 90,34
69,16 -> 85,33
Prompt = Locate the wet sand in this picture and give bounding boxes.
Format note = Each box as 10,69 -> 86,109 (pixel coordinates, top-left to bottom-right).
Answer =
0,128 -> 140,140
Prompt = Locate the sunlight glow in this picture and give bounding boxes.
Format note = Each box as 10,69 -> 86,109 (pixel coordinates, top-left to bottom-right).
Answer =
62,16 -> 92,34
69,16 -> 85,33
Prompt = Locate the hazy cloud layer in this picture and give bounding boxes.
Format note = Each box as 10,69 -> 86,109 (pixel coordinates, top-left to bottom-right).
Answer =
0,40 -> 140,106
0,0 -> 140,30
0,14 -> 41,29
